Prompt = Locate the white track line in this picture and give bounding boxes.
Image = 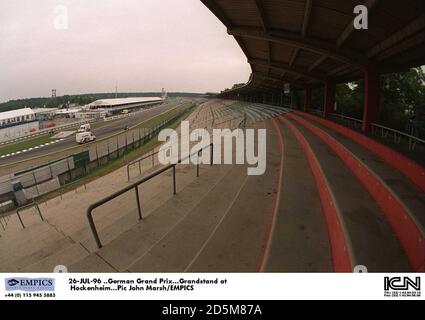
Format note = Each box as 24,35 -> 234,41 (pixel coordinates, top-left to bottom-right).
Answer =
0,139 -> 65,159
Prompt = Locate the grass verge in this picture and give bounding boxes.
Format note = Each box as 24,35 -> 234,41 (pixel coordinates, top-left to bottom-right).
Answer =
0,135 -> 54,156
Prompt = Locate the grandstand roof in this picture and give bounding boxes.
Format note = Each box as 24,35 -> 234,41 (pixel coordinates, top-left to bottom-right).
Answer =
201,0 -> 425,95
31,108 -> 58,114
0,108 -> 34,121
88,97 -> 163,107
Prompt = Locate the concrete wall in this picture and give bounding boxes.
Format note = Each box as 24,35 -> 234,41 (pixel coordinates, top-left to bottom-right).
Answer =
0,122 -> 39,142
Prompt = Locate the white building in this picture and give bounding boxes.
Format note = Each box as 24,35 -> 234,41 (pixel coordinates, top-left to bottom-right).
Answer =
0,108 -> 39,142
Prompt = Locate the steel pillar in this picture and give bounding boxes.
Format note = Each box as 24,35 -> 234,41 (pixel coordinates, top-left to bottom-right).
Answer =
362,65 -> 380,132
304,87 -> 312,112
324,81 -> 335,118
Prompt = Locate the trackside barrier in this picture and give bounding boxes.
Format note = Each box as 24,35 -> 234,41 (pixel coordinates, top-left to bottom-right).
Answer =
16,202 -> 44,229
0,103 -> 195,200
288,113 -> 425,272
87,143 -> 214,249
294,110 -> 425,194
0,119 -> 97,146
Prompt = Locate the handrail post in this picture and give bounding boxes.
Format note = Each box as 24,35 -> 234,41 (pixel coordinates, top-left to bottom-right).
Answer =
138,159 -> 141,175
87,209 -> 102,249
210,143 -> 214,166
172,165 -> 177,195
127,164 -> 131,182
135,186 -> 143,220
197,150 -> 200,177
16,210 -> 25,229
36,204 -> 44,221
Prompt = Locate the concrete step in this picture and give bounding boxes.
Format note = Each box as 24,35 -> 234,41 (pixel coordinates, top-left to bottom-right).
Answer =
69,253 -> 117,272
262,119 -> 333,272
127,164 -> 248,272
68,163 -> 233,272
284,115 -> 411,272
76,163 -> 206,252
1,207 -> 44,235
21,242 -> 90,272
0,230 -> 73,272
0,222 -> 56,253
186,121 -> 282,272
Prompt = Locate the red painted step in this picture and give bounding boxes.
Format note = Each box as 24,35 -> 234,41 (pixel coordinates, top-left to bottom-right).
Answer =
287,113 -> 425,272
293,110 -> 425,193
278,115 -> 353,272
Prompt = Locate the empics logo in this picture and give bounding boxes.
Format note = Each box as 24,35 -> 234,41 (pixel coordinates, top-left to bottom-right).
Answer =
7,279 -> 19,287
5,278 -> 55,292
384,277 -> 421,298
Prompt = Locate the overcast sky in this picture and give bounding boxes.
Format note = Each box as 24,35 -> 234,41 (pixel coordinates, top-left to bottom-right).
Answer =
0,0 -> 250,102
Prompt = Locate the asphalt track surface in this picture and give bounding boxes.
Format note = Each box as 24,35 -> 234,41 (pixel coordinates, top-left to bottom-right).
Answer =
0,103 -> 181,167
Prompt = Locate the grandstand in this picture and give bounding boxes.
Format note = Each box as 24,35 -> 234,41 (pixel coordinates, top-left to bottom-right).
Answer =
0,1 -> 424,273
86,97 -> 164,113
0,108 -> 38,141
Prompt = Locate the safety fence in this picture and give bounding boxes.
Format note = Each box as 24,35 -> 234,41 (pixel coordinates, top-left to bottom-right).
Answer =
0,118 -> 97,146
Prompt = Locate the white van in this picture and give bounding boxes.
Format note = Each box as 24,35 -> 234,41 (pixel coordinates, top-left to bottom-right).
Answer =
76,132 -> 96,144
77,124 -> 91,133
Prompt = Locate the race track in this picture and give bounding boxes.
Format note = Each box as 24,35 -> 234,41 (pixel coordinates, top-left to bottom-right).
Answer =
0,102 -> 185,169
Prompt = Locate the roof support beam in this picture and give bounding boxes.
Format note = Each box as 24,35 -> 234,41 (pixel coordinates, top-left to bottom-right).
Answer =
267,41 -> 272,75
289,48 -> 299,66
367,14 -> 425,58
228,27 -> 366,67
253,73 -> 309,88
250,58 -> 326,82
309,54 -> 328,72
336,0 -> 380,47
290,0 -> 312,67
376,31 -> 425,61
301,0 -> 313,37
254,0 -> 272,75
327,64 -> 353,76
254,0 -> 269,32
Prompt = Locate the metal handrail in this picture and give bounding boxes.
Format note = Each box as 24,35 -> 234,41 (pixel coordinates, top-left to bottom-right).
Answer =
125,107 -> 194,181
371,123 -> 425,150
16,202 -> 44,229
127,150 -> 161,181
329,113 -> 363,124
87,143 -> 214,249
329,113 -> 363,130
309,109 -> 323,116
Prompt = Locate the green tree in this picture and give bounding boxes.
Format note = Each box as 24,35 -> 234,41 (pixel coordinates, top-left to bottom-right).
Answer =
380,68 -> 425,132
